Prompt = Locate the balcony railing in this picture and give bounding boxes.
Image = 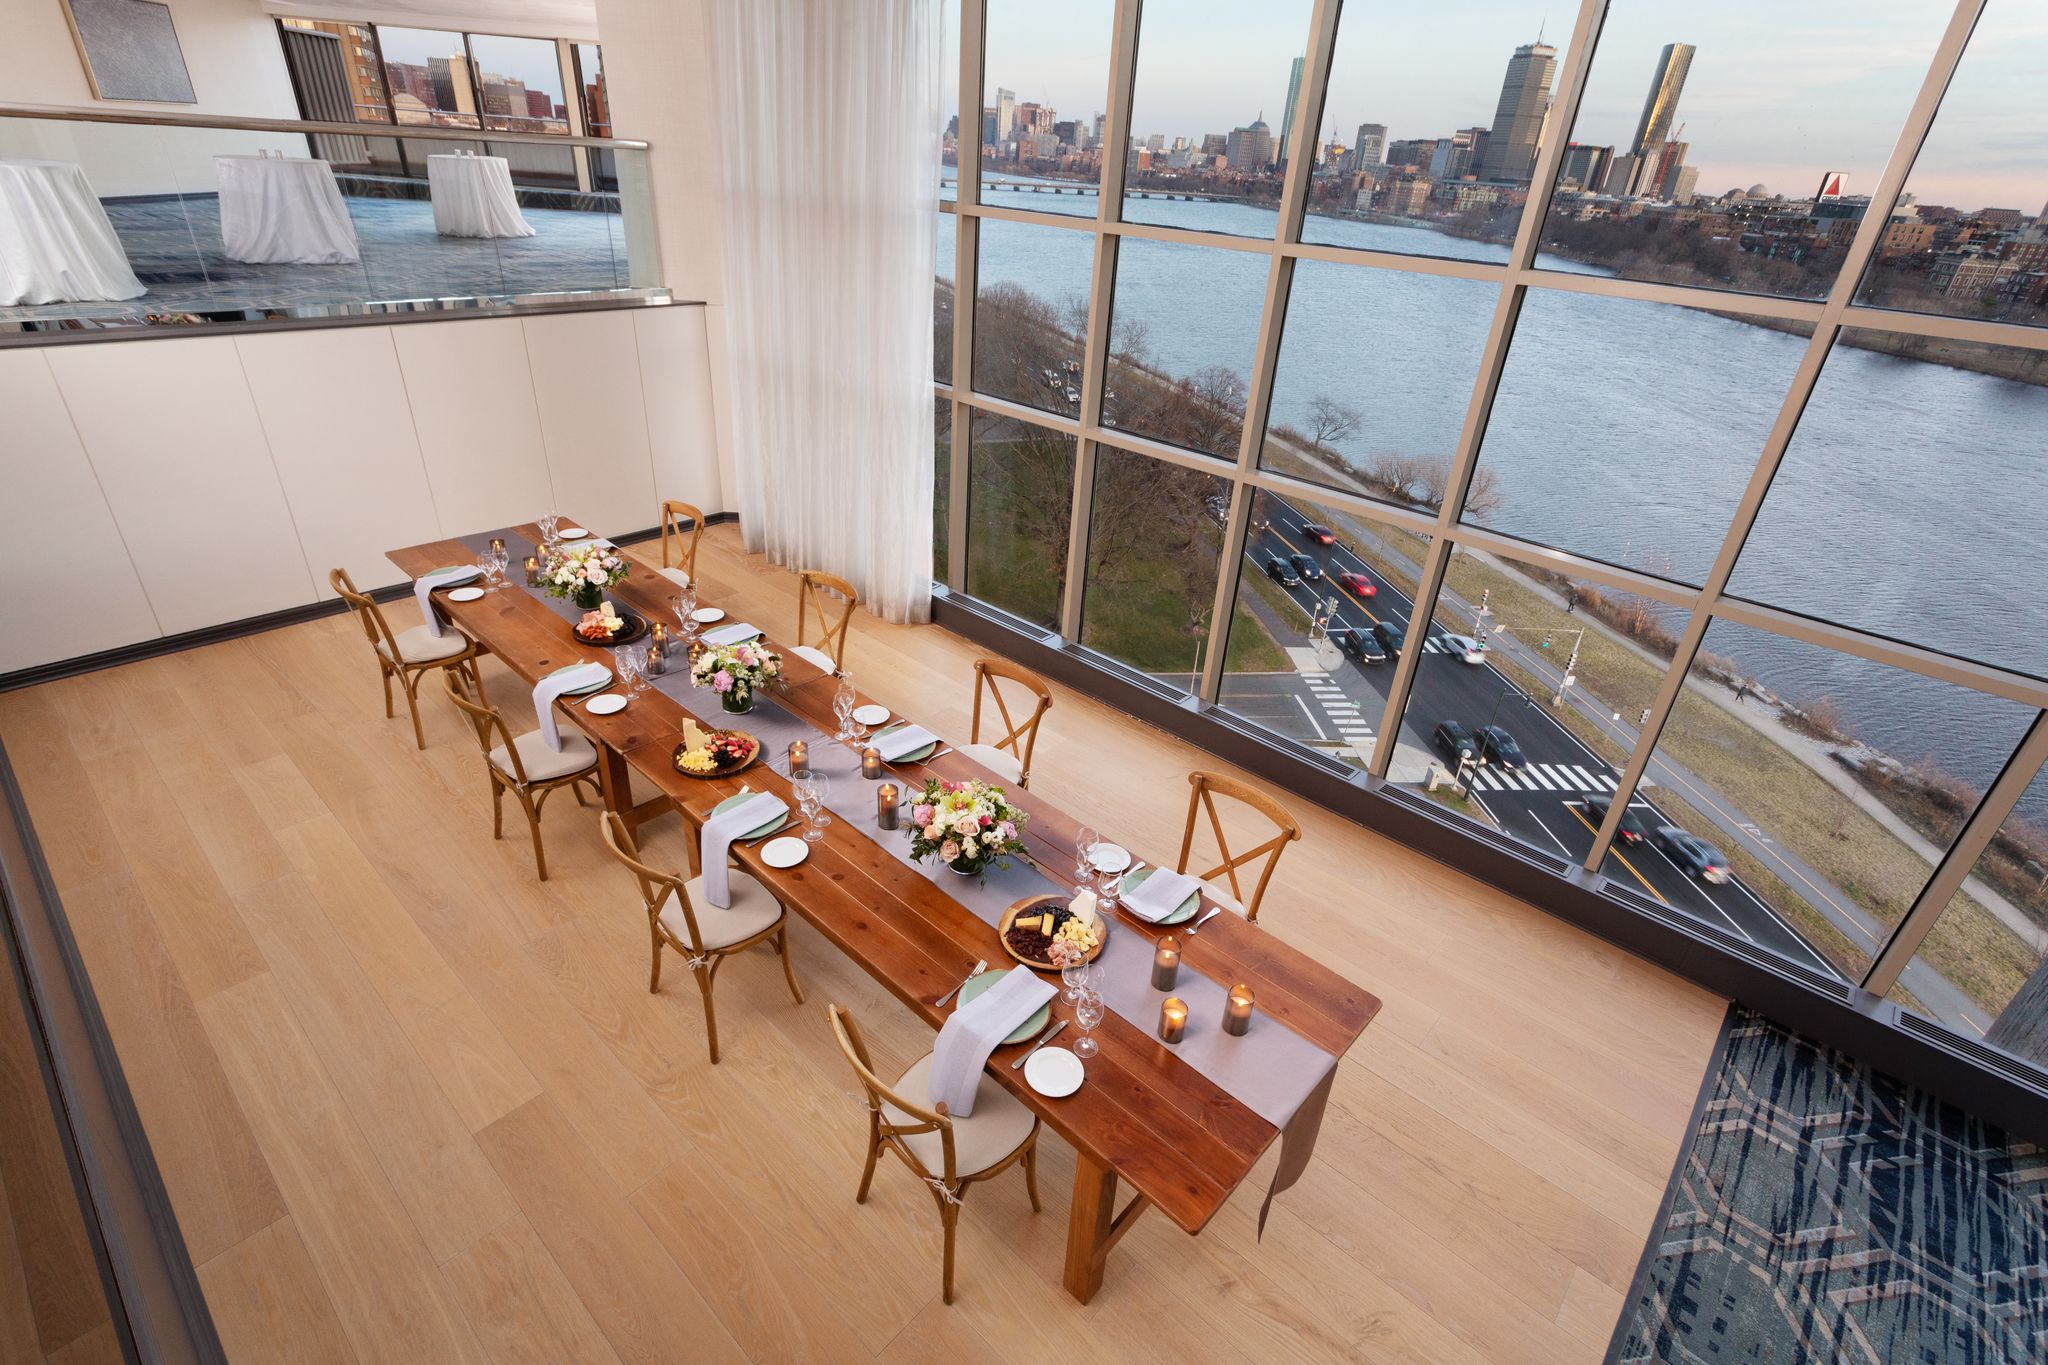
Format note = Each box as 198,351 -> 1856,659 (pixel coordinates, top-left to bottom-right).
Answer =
0,103 -> 667,343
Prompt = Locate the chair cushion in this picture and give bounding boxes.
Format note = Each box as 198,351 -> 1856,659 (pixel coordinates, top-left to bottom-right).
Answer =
790,643 -> 838,674
959,743 -> 1023,783
659,870 -> 783,951
1200,880 -> 1251,920
883,1053 -> 1036,1178
489,730 -> 598,784
376,623 -> 469,665
658,566 -> 692,588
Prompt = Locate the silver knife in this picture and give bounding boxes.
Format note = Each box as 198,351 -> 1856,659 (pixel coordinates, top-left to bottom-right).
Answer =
1012,1019 -> 1068,1068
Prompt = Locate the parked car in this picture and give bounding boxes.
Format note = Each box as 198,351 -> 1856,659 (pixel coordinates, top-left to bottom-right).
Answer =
1334,570 -> 1377,598
1264,554 -> 1301,587
1332,627 -> 1386,664
1432,720 -> 1478,766
1583,793 -> 1648,844
1652,825 -> 1731,883
1476,725 -> 1527,769
1372,615 -> 1407,656
1289,552 -> 1323,582
1300,522 -> 1336,545
1439,633 -> 1487,664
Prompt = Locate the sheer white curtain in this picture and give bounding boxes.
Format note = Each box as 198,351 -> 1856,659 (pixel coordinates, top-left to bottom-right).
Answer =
710,0 -> 943,624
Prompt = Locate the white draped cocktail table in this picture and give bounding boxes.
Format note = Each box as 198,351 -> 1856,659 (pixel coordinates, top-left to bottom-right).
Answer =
427,154 -> 536,239
0,159 -> 147,307
215,155 -> 361,265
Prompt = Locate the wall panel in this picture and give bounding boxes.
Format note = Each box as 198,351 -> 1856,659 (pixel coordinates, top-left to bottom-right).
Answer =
635,305 -> 725,513
521,311 -> 658,536
389,318 -> 556,537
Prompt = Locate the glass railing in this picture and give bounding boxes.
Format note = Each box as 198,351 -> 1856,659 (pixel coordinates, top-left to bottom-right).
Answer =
0,103 -> 664,341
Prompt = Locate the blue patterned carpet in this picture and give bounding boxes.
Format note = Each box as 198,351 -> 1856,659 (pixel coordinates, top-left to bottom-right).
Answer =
1610,1008 -> 2048,1363
1,193 -> 633,322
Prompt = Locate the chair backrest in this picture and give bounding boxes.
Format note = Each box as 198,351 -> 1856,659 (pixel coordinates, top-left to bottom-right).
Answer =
661,500 -> 706,578
970,658 -> 1053,786
828,1004 -> 957,1183
599,810 -> 707,953
330,567 -> 405,662
1175,770 -> 1301,923
796,569 -> 857,673
440,667 -> 530,785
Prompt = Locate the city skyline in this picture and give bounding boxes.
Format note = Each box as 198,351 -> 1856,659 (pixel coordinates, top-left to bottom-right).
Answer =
969,0 -> 2039,211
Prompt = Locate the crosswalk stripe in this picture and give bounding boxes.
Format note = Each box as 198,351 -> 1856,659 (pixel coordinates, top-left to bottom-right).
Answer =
1597,775 -> 1618,791
1474,769 -> 1500,790
1541,763 -> 1579,789
1522,766 -> 1554,790
1571,765 -> 1600,788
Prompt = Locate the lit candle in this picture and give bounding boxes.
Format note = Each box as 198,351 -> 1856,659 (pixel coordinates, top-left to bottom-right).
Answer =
1223,983 -> 1255,1036
877,782 -> 900,829
489,537 -> 505,553
1151,935 -> 1180,991
648,623 -> 668,675
861,746 -> 883,780
524,555 -> 540,584
1158,996 -> 1188,1044
787,739 -> 809,771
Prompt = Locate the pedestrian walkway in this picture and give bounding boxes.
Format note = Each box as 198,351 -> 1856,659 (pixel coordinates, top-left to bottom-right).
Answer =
1285,646 -> 1374,761
1465,763 -> 1618,794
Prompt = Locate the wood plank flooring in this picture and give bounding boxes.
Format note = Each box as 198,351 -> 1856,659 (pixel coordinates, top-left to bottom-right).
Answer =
0,526 -> 1727,1363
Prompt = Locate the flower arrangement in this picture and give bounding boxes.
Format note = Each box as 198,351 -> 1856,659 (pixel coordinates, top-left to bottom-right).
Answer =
906,777 -> 1027,879
541,542 -> 629,610
689,639 -> 783,713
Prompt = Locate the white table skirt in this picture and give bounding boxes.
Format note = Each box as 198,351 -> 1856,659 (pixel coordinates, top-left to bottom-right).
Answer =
427,155 -> 537,239
215,156 -> 361,265
0,160 -> 147,307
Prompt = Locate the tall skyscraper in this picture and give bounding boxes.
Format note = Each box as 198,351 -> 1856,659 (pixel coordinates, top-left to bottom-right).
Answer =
1354,122 -> 1387,168
1278,57 -> 1304,163
1626,43 -> 1694,195
996,87 -> 1016,139
1559,142 -> 1612,193
1478,41 -> 1556,184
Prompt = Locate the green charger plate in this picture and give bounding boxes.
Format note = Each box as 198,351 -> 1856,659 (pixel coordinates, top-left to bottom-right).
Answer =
874,721 -> 938,763
1122,866 -> 1201,925
547,662 -> 614,696
957,968 -> 1051,1044
712,791 -> 789,841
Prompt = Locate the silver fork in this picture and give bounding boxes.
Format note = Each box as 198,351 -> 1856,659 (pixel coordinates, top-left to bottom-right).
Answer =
1186,905 -> 1224,934
935,958 -> 987,1007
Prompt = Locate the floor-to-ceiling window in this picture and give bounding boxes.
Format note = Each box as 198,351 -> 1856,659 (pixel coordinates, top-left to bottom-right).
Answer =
934,0 -> 2048,1067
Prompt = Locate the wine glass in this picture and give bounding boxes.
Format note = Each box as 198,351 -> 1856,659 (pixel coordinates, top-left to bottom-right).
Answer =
482,544 -> 508,592
1072,988 -> 1104,1060
833,675 -> 859,742
1072,824 -> 1099,898
671,584 -> 697,627
1096,867 -> 1123,912
794,769 -> 832,843
538,511 -> 561,547
618,641 -> 650,698
1060,955 -> 1090,1006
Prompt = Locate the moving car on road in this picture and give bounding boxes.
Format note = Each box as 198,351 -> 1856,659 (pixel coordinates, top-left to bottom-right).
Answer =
1583,794 -> 1648,844
1476,725 -> 1527,769
1432,721 -> 1479,766
1651,826 -> 1731,883
1332,626 -> 1386,664
1289,552 -> 1323,583
1300,523 -> 1336,545
1439,633 -> 1487,664
1372,615 -> 1407,656
1264,554 -> 1301,587
1334,570 -> 1377,598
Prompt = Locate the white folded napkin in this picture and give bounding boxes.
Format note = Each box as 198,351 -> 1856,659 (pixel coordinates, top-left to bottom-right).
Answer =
413,565 -> 480,637
700,621 -> 762,647
530,662 -> 609,752
1122,867 -> 1203,923
698,792 -> 788,908
874,724 -> 939,762
928,968 -> 1055,1117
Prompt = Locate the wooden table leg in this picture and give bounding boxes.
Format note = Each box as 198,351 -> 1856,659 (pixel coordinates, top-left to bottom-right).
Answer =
1063,1150 -> 1149,1303
592,741 -> 672,839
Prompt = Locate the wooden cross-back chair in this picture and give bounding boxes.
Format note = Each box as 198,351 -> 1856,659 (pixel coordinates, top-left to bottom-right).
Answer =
440,667 -> 598,881
828,1003 -> 1040,1305
330,567 -> 481,750
658,499 -> 706,588
962,657 -> 1052,789
1174,770 -> 1302,924
791,569 -> 857,676
600,811 -> 802,1064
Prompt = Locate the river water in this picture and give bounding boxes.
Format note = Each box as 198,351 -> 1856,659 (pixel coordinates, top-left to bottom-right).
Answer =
939,182 -> 2048,812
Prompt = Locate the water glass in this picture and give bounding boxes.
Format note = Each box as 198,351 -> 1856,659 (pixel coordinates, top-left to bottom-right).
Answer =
833,675 -> 859,742
1072,989 -> 1104,1060
618,641 -> 650,697
671,586 -> 697,627
1060,956 -> 1090,1005
794,769 -> 832,843
538,511 -> 561,546
1096,868 -> 1123,912
1073,825 -> 1098,898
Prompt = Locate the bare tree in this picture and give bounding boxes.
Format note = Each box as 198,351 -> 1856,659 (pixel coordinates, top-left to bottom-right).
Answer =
1302,394 -> 1361,458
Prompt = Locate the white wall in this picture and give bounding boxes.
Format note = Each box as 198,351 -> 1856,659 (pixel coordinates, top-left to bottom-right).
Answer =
0,304 -> 724,675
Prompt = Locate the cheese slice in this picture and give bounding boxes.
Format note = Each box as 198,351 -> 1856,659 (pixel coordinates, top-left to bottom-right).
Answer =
1069,890 -> 1099,927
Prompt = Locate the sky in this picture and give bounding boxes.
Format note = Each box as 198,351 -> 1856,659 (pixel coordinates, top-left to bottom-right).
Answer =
376,26 -> 568,99
961,0 -> 2044,211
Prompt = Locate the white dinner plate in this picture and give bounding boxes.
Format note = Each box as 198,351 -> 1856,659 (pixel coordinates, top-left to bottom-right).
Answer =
445,586 -> 485,602
691,607 -> 727,624
1024,1047 -> 1084,1098
585,694 -> 627,716
1089,843 -> 1133,874
557,527 -> 589,539
852,703 -> 890,726
761,836 -> 808,869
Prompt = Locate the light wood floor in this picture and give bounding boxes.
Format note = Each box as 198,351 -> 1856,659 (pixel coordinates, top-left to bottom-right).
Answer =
0,525 -> 1727,1364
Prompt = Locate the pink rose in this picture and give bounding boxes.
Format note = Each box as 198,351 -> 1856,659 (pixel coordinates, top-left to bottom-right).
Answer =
996,821 -> 1016,843
939,839 -> 959,861
712,669 -> 733,692
912,803 -> 934,826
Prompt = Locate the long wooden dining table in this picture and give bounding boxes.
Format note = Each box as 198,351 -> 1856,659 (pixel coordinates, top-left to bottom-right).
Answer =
388,520 -> 1381,1303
